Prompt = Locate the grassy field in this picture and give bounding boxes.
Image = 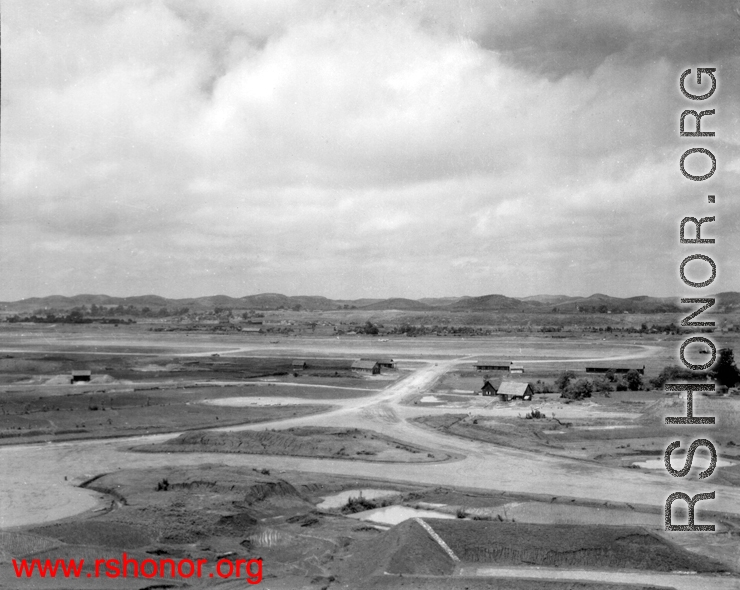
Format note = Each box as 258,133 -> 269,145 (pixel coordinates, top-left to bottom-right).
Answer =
0,383 -> 332,443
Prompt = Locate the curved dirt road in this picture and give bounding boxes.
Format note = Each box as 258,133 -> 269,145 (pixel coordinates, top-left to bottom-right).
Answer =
3,351 -> 740,531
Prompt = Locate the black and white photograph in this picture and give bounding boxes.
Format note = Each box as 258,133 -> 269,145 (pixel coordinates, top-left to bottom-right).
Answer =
1,1 -> 740,588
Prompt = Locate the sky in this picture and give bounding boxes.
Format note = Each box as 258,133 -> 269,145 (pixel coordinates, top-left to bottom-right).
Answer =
2,0 -> 740,301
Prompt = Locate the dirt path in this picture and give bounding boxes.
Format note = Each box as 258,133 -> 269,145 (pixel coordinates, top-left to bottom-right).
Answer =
458,566 -> 740,589
4,348 -> 740,531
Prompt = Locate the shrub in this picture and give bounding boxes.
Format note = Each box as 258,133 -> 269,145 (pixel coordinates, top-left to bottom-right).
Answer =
525,409 -> 544,419
341,495 -> 395,514
649,365 -> 695,389
625,369 -> 642,391
591,377 -> 612,392
342,496 -> 378,513
555,371 -> 578,392
712,348 -> 740,387
562,378 -> 593,400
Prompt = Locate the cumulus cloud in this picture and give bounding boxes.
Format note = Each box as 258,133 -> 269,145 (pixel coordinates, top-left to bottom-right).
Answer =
1,0 -> 739,299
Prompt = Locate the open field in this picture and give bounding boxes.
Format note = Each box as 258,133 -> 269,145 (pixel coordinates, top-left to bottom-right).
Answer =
1,324 -> 740,588
0,383 -> 333,444
138,427 -> 449,462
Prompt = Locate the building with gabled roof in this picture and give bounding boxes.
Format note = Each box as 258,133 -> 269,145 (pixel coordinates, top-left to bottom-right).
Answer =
363,358 -> 395,369
497,381 -> 534,401
585,365 -> 644,375
474,361 -> 510,371
351,360 -> 380,374
480,380 -> 498,396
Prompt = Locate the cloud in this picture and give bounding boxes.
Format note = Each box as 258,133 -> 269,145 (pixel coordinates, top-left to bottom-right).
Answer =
1,0 -> 740,300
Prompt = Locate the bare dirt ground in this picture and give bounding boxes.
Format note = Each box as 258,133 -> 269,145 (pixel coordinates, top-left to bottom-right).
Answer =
1,326 -> 739,588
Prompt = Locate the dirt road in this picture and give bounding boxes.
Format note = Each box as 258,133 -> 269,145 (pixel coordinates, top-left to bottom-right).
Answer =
3,353 -> 740,531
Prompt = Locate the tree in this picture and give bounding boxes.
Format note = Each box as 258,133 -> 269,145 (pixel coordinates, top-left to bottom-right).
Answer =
712,348 -> 740,388
624,369 -> 642,391
592,376 -> 612,392
555,371 -> 577,392
68,310 -> 84,323
562,378 -> 593,400
649,365 -> 695,389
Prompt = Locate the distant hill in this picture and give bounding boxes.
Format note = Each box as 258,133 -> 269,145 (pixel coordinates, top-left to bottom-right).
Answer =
715,292 -> 740,312
445,294 -> 540,312
1,291 -> 736,314
517,294 -> 579,305
551,294 -> 681,314
359,298 -> 434,311
418,296 -> 470,306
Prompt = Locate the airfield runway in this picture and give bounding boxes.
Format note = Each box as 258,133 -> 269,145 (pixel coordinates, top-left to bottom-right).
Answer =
2,343 -> 739,532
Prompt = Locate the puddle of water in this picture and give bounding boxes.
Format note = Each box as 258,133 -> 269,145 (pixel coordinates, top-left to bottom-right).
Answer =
634,457 -> 734,470
467,502 -> 660,527
349,505 -> 456,526
317,489 -> 399,510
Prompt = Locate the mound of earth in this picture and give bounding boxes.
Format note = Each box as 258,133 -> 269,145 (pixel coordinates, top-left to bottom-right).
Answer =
427,520 -> 728,572
143,427 -> 442,462
30,521 -> 154,549
345,519 -> 456,578
344,518 -> 728,580
643,397 -> 740,429
45,373 -> 120,385
0,531 -> 63,562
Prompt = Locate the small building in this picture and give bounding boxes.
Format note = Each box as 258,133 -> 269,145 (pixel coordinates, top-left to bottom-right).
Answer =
509,364 -> 525,374
480,380 -> 498,396
292,360 -> 308,370
364,358 -> 395,369
585,365 -> 645,375
497,381 -> 534,401
474,361 -> 510,371
70,370 -> 91,384
351,360 -> 380,374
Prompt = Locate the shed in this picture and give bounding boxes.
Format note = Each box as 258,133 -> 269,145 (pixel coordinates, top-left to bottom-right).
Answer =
70,370 -> 92,384
351,360 -> 380,374
480,380 -> 498,396
474,361 -> 510,371
364,358 -> 396,369
509,364 -> 525,374
585,365 -> 644,375
497,381 -> 534,401
292,360 -> 308,370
